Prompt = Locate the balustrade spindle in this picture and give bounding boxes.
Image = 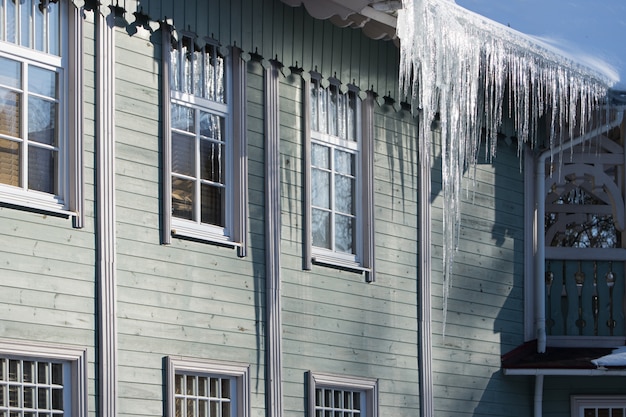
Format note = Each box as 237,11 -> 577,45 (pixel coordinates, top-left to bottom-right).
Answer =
606,261 -> 617,335
545,261 -> 554,335
575,261 -> 586,335
561,262 -> 569,335
592,261 -> 599,336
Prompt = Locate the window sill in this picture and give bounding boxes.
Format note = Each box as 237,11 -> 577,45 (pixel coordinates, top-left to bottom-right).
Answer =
171,219 -> 241,250
0,190 -> 75,220
312,252 -> 370,276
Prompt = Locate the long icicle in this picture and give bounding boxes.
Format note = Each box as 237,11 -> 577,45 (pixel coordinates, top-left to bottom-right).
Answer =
397,0 -> 611,336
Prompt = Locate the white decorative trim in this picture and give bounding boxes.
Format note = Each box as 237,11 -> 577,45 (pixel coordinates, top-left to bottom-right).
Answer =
69,3 -> 84,229
265,63 -> 284,417
303,76 -> 313,271
361,92 -> 375,282
418,124 -> 434,417
166,357 -> 250,417
161,22 -> 172,245
95,12 -> 117,417
524,146 -> 535,341
308,372 -> 378,417
232,47 -> 249,258
0,339 -> 88,417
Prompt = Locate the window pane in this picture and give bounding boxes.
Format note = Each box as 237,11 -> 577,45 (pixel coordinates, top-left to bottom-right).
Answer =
347,93 -> 357,141
175,374 -> 184,395
310,81 -> 318,132
200,183 -> 223,226
328,85 -> 338,137
0,88 -> 21,138
183,38 -> 193,95
335,214 -> 354,254
0,57 -> 21,88
221,378 -> 230,399
171,132 -> 195,177
311,143 -> 329,169
194,45 -> 204,97
335,175 -> 354,214
198,377 -> 208,397
172,104 -> 195,132
222,401 -> 231,417
28,97 -> 56,146
6,0 -> 16,43
29,66 -> 56,98
34,3 -> 44,52
312,208 -> 330,249
199,112 -> 223,141
47,3 -> 60,56
28,146 -> 55,194
20,0 -> 30,48
334,150 -> 353,176
0,138 -> 20,187
214,54 -> 225,103
22,361 -> 34,383
172,177 -> 194,220
311,169 -> 329,209
200,141 -> 224,184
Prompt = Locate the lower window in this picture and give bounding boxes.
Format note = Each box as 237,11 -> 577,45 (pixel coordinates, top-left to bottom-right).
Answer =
571,395 -> 626,417
0,341 -> 87,417
166,357 -> 249,417
308,372 -> 378,417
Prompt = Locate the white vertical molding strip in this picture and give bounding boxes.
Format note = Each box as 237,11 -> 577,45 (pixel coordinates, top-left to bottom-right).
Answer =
161,23 -> 172,245
524,146 -> 535,341
361,93 -> 375,282
419,128 -> 434,417
69,4 -> 84,229
265,63 -> 284,417
96,12 -> 118,417
302,76 -> 313,270
232,47 -> 249,257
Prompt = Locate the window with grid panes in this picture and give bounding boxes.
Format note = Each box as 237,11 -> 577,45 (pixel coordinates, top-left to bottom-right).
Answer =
169,34 -> 231,236
309,76 -> 361,262
0,357 -> 66,417
0,0 -> 78,213
166,357 -> 249,417
572,396 -> 626,417
308,372 -> 377,417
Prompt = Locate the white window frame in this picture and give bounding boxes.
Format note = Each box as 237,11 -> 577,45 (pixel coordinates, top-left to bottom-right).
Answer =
308,371 -> 378,417
571,395 -> 626,417
165,356 -> 250,417
0,0 -> 83,226
0,339 -> 88,417
161,28 -> 247,255
303,74 -> 375,281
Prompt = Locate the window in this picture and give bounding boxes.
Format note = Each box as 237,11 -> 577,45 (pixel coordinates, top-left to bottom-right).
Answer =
165,357 -> 249,417
163,31 -> 247,253
571,395 -> 626,417
0,0 -> 83,222
308,372 -> 378,417
0,340 -> 87,417
304,75 -> 375,280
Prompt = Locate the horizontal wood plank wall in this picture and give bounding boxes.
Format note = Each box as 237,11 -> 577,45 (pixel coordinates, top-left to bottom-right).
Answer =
278,70 -> 421,416
82,0 -> 400,101
428,137 -> 531,416
0,10 -> 98,415
113,28 -> 267,417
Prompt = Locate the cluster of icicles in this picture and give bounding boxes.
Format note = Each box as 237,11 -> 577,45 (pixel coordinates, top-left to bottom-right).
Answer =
397,0 -> 612,334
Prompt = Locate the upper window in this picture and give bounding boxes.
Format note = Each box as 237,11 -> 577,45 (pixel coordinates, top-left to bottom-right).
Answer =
0,340 -> 87,417
164,32 -> 247,252
305,75 -> 374,280
0,0 -> 82,219
308,372 -> 378,417
165,357 -> 249,417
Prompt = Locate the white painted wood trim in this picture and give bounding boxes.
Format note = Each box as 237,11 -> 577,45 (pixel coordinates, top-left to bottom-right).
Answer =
419,126 -> 434,417
302,76 -> 313,270
361,93 -> 375,282
264,63 -> 284,417
95,13 -> 118,417
161,23 -> 172,245
232,47 -> 249,258
69,3 -> 84,229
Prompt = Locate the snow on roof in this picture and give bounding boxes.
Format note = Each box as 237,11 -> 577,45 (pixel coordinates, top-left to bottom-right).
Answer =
455,0 -> 626,91
592,346 -> 626,368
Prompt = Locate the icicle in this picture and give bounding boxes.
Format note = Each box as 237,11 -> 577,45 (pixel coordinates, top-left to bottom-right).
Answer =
397,0 -> 611,336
